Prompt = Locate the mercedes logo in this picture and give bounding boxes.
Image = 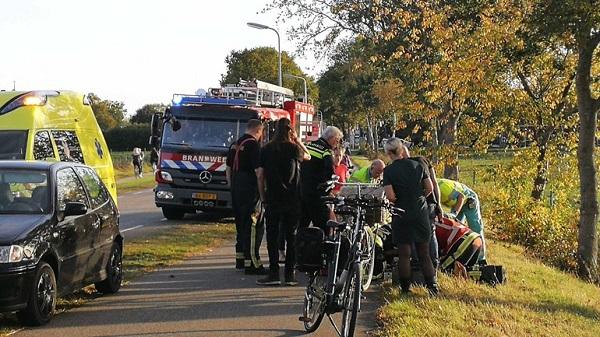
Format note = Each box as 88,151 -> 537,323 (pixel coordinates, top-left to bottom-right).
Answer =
199,170 -> 212,184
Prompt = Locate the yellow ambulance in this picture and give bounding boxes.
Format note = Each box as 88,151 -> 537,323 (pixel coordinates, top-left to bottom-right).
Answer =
0,90 -> 117,202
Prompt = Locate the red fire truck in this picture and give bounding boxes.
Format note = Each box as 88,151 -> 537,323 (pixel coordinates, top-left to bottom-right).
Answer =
150,79 -> 318,219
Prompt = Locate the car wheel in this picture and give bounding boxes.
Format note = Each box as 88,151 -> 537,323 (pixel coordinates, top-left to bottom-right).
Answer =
17,262 -> 57,326
162,207 -> 185,220
95,243 -> 123,294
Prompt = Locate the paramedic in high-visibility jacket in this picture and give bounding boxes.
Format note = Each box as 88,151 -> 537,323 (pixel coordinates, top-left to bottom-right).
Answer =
226,119 -> 267,275
300,126 -> 343,229
437,178 -> 486,263
349,159 -> 385,184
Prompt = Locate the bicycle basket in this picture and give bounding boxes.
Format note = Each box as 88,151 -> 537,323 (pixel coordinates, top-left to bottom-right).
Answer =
296,227 -> 325,272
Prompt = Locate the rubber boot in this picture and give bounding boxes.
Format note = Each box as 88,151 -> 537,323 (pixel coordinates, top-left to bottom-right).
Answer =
400,278 -> 411,294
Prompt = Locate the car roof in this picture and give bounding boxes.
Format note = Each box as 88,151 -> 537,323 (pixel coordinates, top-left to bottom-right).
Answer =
0,160 -> 88,172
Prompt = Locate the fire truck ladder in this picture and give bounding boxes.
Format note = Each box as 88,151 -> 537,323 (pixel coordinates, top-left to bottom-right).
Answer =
220,79 -> 294,108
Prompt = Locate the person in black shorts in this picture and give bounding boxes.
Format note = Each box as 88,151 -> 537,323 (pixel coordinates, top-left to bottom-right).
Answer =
382,138 -> 438,294
256,118 -> 311,286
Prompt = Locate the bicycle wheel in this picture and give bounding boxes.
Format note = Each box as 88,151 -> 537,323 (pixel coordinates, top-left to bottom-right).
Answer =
341,263 -> 361,337
303,274 -> 326,332
361,227 -> 376,291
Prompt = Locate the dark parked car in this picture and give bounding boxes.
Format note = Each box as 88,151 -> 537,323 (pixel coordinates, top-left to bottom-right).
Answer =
0,161 -> 122,325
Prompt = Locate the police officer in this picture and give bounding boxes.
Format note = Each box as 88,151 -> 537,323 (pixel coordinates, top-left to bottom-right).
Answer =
300,126 -> 343,229
226,119 -> 266,274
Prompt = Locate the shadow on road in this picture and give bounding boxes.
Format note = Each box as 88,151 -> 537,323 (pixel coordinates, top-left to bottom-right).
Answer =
16,243 -> 380,337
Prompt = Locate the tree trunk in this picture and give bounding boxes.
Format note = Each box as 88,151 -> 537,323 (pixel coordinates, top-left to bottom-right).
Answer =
531,143 -> 548,201
431,117 -> 440,165
439,115 -> 460,180
366,118 -> 375,150
374,122 -> 379,152
575,38 -> 599,281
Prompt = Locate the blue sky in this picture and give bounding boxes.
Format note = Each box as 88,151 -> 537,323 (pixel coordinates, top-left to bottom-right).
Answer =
0,0 -> 320,115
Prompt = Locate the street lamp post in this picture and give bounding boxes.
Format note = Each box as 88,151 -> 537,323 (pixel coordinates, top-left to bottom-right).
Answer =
247,22 -> 282,87
284,73 -> 307,103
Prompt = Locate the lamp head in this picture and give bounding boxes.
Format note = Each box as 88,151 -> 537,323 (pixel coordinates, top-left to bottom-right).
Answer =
247,22 -> 270,30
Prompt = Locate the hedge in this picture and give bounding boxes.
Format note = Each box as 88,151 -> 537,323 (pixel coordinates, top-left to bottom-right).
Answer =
104,124 -> 151,152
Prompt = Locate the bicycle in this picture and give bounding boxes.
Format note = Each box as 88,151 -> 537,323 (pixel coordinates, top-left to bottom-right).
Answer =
299,182 -> 402,337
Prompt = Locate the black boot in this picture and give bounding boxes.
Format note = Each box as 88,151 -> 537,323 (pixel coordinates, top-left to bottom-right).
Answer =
284,270 -> 298,286
426,279 -> 439,295
400,278 -> 411,294
257,271 -> 281,286
235,259 -> 245,270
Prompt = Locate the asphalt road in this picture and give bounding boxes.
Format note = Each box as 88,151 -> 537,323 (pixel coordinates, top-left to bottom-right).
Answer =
117,188 -> 171,240
12,189 -> 381,337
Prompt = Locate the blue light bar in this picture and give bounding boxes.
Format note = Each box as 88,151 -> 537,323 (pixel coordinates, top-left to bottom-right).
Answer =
172,95 -> 249,106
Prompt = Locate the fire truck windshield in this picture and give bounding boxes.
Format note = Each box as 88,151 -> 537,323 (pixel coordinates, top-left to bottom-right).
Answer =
163,118 -> 240,149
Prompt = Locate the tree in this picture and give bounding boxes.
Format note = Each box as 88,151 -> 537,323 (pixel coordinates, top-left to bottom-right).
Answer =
131,104 -> 166,125
221,47 -> 318,104
529,0 -> 600,280
88,93 -> 126,131
272,0 -> 520,178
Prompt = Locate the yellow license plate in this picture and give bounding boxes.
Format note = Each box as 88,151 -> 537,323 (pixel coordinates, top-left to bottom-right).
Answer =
192,192 -> 217,200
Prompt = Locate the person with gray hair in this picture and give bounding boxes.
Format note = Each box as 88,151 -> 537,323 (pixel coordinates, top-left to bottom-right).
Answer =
300,125 -> 343,229
383,137 -> 438,294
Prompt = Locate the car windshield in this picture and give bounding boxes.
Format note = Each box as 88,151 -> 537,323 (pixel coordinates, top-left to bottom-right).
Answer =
0,170 -> 49,214
162,119 -> 240,149
0,131 -> 28,160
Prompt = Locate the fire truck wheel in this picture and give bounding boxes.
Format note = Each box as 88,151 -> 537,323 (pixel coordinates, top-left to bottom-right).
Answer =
162,207 -> 186,220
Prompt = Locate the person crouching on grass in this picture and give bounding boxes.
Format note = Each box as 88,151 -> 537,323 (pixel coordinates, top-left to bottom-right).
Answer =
382,138 -> 439,295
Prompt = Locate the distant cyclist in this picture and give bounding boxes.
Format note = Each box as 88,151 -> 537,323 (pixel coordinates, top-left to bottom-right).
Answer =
132,147 -> 144,178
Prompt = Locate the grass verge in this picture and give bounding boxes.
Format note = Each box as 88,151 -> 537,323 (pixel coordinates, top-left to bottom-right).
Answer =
0,223 -> 235,336
376,240 -> 600,337
116,174 -> 156,195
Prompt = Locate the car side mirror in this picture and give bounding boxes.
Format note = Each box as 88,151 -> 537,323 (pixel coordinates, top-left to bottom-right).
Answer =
64,202 -> 88,217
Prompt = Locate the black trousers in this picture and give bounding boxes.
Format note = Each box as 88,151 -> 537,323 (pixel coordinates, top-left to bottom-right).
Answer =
231,173 -> 263,269
300,196 -> 330,230
265,206 -> 299,274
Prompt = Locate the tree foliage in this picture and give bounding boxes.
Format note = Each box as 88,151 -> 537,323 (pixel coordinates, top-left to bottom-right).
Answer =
221,46 -> 318,103
88,93 -> 126,131
271,0 -> 600,278
528,0 -> 600,281
130,104 -> 166,125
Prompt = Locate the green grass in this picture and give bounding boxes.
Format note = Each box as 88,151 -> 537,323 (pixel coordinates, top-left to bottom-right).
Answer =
377,240 -> 600,337
353,152 -> 600,335
116,174 -> 156,194
0,223 -> 235,335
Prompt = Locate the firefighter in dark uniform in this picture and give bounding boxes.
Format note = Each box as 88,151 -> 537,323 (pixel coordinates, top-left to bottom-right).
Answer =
226,119 -> 267,274
300,126 -> 344,229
